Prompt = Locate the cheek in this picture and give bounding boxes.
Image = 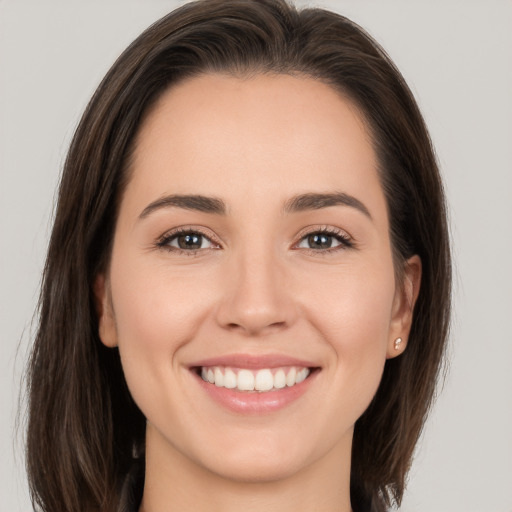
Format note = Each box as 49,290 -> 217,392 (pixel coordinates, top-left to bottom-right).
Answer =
302,258 -> 395,341
299,260 -> 395,406
108,254 -> 217,406
111,253 -> 216,344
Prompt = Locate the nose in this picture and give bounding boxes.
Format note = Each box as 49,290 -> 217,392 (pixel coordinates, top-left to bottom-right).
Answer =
215,249 -> 297,337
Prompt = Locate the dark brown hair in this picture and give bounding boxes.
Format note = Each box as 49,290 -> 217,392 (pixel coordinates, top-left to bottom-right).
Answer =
26,1 -> 451,511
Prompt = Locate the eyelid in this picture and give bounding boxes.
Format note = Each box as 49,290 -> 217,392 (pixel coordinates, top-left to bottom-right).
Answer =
156,225 -> 222,253
292,225 -> 355,251
154,224 -> 354,255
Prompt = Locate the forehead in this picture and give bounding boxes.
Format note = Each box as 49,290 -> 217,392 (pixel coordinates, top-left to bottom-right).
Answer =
126,73 -> 384,219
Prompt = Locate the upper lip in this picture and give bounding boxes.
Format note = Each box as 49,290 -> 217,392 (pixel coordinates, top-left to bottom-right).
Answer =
189,353 -> 319,369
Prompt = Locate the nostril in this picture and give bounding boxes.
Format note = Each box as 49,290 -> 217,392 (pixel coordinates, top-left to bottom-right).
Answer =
224,320 -> 287,335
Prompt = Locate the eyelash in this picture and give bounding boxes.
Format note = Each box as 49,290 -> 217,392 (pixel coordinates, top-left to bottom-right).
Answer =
156,227 -> 220,256
155,226 -> 354,256
294,226 -> 354,255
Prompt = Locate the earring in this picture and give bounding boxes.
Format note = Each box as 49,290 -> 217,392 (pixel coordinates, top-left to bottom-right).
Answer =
394,337 -> 403,350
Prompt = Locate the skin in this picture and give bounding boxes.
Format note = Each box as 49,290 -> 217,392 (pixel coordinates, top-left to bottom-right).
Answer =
95,73 -> 421,512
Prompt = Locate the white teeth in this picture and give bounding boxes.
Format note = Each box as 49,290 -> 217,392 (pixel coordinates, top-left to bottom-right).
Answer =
255,369 -> 273,391
200,366 -> 311,392
274,369 -> 286,389
214,367 -> 224,387
286,367 -> 296,387
296,368 -> 308,384
223,368 -> 237,389
237,369 -> 255,391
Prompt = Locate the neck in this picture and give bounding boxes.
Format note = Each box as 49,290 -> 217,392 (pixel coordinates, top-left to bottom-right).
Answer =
139,424 -> 353,512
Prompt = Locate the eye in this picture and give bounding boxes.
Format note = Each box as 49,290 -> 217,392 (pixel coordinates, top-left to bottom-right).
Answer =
296,229 -> 353,251
157,229 -> 219,253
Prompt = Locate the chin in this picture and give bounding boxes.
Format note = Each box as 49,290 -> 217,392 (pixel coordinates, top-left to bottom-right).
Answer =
202,451 -> 308,484
186,425 -> 338,485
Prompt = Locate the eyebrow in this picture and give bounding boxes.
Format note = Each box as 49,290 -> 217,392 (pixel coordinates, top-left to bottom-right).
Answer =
283,192 -> 372,219
138,191 -> 371,220
139,194 -> 226,219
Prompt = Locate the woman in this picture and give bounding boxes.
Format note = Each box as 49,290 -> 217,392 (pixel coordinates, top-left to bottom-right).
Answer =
26,1 -> 451,511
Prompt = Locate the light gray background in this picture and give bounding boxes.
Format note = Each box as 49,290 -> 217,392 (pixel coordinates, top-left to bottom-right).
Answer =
1,1 -> 511,511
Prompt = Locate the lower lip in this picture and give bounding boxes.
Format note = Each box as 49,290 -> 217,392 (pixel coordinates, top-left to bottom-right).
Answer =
192,370 -> 318,414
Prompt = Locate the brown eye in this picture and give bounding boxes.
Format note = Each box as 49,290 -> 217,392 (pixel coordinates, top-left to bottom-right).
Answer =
298,233 -> 342,250
176,233 -> 203,250
306,233 -> 336,249
296,230 -> 352,251
163,231 -> 215,251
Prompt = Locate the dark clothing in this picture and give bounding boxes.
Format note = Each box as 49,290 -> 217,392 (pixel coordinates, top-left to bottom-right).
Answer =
118,460 -> 144,512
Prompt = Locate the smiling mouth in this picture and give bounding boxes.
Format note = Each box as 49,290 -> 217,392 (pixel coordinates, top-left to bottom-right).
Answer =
193,366 -> 317,393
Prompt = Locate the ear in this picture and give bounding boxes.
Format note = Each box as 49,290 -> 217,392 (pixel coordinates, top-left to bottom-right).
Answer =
93,273 -> 118,348
386,255 -> 422,359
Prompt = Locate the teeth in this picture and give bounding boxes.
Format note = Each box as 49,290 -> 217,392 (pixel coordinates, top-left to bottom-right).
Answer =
224,368 -> 237,389
214,367 -> 224,387
274,369 -> 286,389
295,368 -> 308,384
199,366 -> 311,392
237,369 -> 255,391
286,367 -> 296,387
255,369 -> 273,391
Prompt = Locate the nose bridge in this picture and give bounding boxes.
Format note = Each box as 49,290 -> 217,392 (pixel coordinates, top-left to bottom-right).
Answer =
216,238 -> 294,335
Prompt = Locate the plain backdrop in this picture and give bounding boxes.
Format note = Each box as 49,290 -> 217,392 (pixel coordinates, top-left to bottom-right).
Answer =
1,1 -> 511,511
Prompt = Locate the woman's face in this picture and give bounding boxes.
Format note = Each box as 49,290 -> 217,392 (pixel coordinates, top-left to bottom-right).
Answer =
97,73 -> 419,483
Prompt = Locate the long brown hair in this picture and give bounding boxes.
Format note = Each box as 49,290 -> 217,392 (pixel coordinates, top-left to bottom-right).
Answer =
26,1 -> 451,511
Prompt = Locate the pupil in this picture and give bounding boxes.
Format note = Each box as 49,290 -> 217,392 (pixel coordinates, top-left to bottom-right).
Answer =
178,234 -> 202,249
308,234 -> 332,249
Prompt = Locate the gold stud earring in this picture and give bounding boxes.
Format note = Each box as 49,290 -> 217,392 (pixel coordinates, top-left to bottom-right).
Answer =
394,337 -> 403,350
